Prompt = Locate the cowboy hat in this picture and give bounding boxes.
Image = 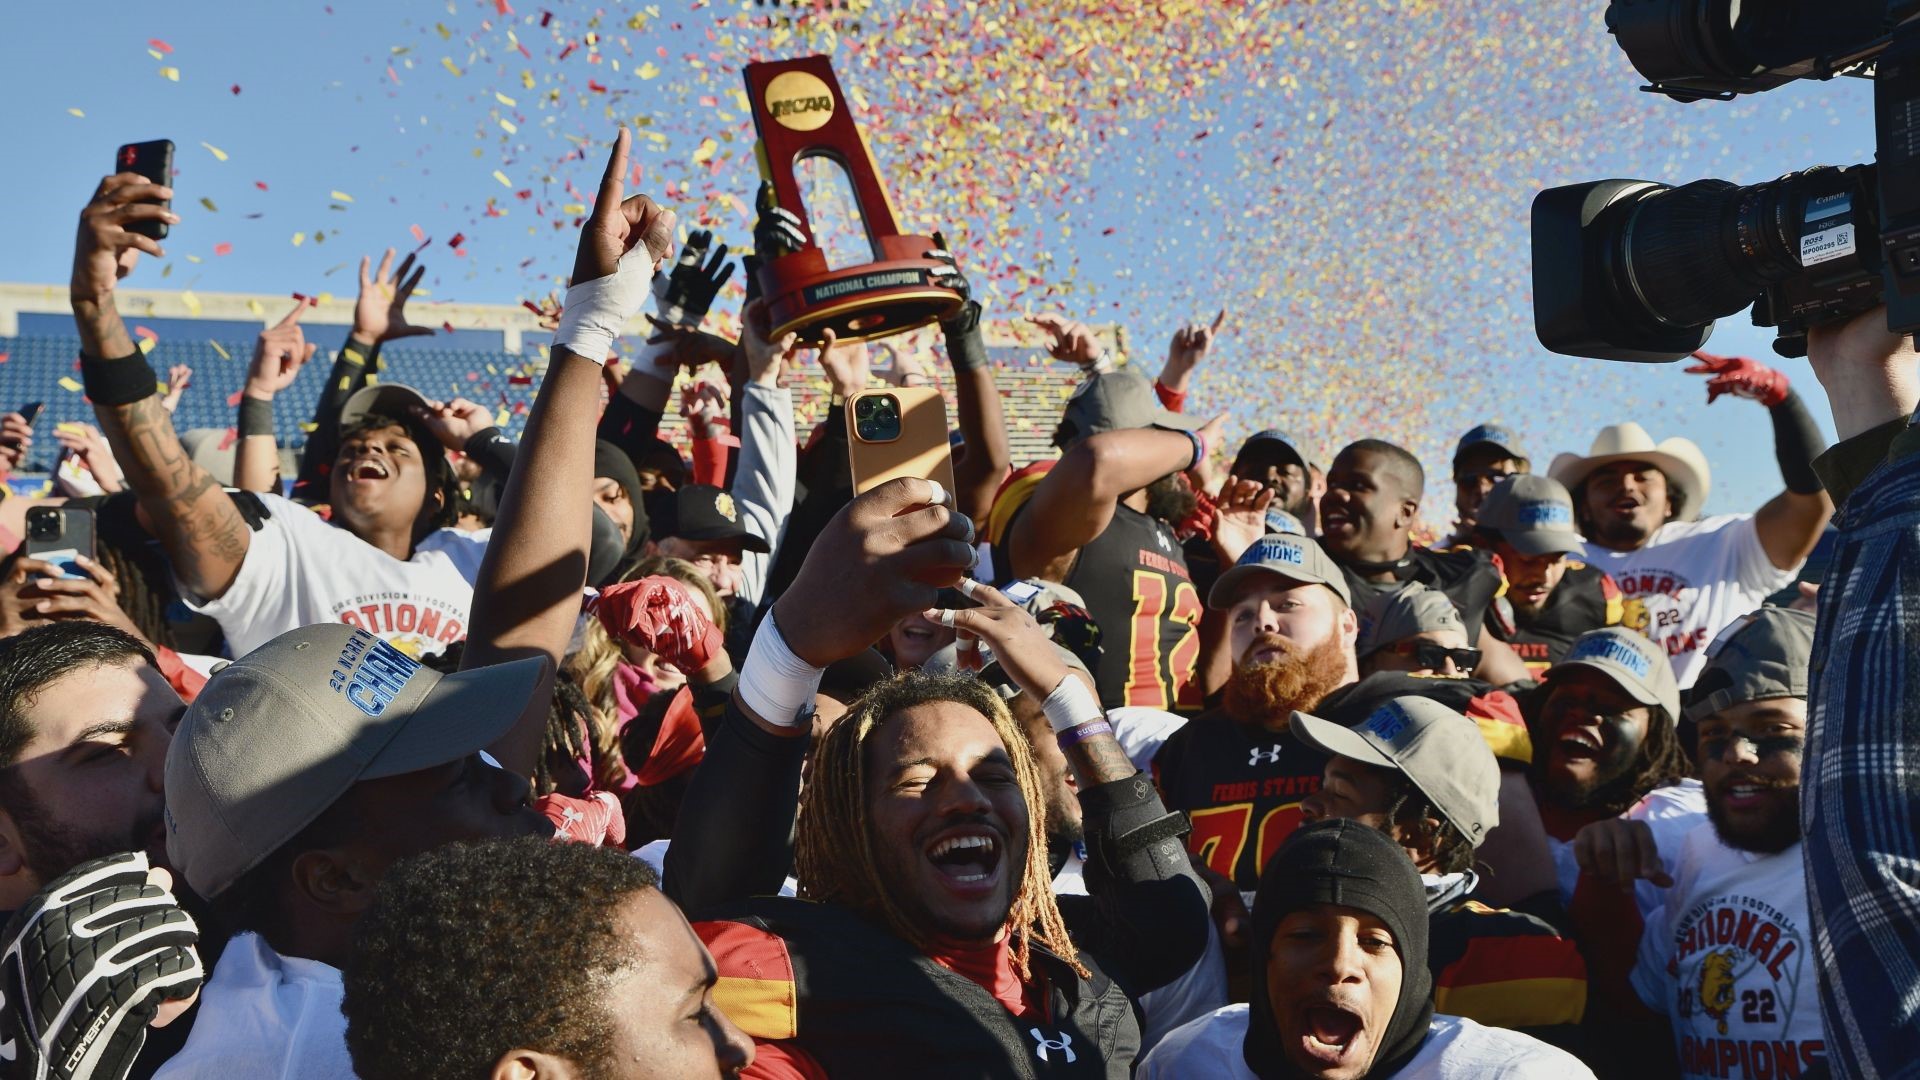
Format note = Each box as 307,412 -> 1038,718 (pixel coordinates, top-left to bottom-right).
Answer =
1548,422 -> 1711,522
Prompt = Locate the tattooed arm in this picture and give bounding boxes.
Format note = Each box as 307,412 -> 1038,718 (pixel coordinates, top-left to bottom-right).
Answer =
73,174 -> 252,601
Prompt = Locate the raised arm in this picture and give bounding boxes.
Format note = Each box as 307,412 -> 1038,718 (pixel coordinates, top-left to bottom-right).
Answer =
1683,351 -> 1832,568
233,300 -> 318,494
1007,418 -> 1220,581
464,128 -> 677,778
942,302 -> 1014,525
729,300 -> 799,609
72,174 -> 252,601
1800,305 -> 1920,1080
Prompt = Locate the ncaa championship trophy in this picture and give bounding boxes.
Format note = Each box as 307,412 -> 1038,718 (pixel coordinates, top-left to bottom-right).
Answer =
745,55 -> 965,344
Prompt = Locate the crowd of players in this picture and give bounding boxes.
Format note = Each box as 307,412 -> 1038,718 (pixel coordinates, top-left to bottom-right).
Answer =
0,127 -> 1915,1080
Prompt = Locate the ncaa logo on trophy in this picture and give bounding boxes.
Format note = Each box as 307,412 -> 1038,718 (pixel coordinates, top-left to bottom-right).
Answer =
745,56 -> 965,345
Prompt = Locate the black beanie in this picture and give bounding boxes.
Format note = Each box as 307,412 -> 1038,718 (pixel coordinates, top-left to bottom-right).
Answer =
1244,819 -> 1435,1079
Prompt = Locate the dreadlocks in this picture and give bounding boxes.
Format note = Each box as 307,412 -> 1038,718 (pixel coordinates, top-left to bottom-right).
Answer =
1533,704 -> 1693,820
794,670 -> 1086,981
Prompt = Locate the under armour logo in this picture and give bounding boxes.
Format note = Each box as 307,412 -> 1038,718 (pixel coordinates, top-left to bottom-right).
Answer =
1030,1028 -> 1076,1064
1154,529 -> 1172,552
1249,744 -> 1284,766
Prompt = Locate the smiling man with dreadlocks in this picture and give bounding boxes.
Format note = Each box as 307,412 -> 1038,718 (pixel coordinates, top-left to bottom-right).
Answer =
663,479 -> 1211,1079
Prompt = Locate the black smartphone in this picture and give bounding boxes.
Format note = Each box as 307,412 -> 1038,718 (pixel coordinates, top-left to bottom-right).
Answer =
115,140 -> 175,240
18,402 -> 43,426
24,506 -> 97,580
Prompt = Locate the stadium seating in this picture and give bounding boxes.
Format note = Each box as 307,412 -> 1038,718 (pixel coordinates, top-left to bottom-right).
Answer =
0,335 -> 1091,473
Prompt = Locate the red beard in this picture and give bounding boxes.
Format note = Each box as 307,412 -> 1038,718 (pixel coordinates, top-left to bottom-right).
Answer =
1222,633 -> 1352,729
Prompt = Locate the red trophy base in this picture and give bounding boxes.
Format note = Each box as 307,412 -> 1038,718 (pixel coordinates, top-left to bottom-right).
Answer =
759,234 -> 964,346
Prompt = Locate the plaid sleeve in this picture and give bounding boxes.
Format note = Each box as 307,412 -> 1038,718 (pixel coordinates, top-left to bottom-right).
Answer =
1804,417 -> 1920,1080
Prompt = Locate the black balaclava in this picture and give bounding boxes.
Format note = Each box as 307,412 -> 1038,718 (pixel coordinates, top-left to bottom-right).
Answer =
1245,818 -> 1435,1079
593,439 -> 651,584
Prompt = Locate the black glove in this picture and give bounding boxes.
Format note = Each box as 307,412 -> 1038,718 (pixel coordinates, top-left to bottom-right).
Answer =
652,229 -> 735,332
0,852 -> 203,1080
752,181 -> 810,258
926,230 -> 970,303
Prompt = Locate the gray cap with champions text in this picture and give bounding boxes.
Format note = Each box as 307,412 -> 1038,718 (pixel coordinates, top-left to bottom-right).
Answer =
1546,626 -> 1682,726
1290,696 -> 1501,846
1685,606 -> 1814,722
1474,474 -> 1586,557
1209,534 -> 1353,610
163,624 -> 544,898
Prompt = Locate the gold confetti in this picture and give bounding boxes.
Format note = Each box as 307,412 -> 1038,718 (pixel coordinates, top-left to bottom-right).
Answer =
209,340 -> 231,360
492,170 -> 512,187
181,291 -> 201,316
67,107 -> 84,118
200,142 -> 228,162
292,232 -> 306,246
495,91 -> 516,106
158,66 -> 179,82
331,190 -> 354,203
58,377 -> 83,393
442,57 -> 463,77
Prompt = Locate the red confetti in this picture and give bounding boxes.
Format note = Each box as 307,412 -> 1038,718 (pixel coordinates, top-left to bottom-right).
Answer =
508,374 -> 533,385
213,242 -> 233,256
539,9 -> 552,25
230,84 -> 242,95
587,79 -> 607,93
409,224 -> 426,242
0,353 -> 10,365
495,0 -> 513,13
443,322 -> 457,334
133,326 -> 158,343
254,181 -> 268,191
557,42 -> 575,61
226,389 -> 244,406
218,427 -> 238,451
1193,130 -> 1210,140
148,39 -> 173,54
447,232 -> 465,248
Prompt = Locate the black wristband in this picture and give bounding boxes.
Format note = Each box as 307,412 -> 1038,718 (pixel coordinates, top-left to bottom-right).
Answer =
939,300 -> 989,373
79,351 -> 160,407
238,395 -> 275,438
1769,389 -> 1828,495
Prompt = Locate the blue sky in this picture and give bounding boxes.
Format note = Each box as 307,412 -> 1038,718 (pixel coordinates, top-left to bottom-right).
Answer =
0,1 -> 1881,519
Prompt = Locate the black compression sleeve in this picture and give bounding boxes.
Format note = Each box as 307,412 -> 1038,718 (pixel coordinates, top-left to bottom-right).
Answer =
596,389 -> 667,464
940,300 -> 989,373
1770,389 -> 1828,495
461,427 -> 517,478
661,699 -> 806,911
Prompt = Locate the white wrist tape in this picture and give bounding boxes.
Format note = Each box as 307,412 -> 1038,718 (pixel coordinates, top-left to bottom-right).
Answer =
553,246 -> 653,365
737,613 -> 825,730
1041,673 -> 1104,734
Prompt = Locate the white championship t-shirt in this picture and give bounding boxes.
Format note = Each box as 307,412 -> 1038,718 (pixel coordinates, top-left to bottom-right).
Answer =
1632,831 -> 1825,1079
187,493 -> 489,658
1548,779 -> 1706,911
1579,514 -> 1795,688
152,931 -> 354,1079
1137,1005 -> 1594,1079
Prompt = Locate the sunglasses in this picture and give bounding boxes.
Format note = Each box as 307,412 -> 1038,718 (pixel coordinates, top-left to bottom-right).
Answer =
1698,732 -> 1805,761
1388,641 -> 1482,671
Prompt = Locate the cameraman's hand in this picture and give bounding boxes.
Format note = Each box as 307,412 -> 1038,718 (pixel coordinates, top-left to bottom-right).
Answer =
1211,477 -> 1272,564
353,248 -> 435,345
0,555 -> 144,642
0,852 -> 203,1080
1806,304 -> 1920,441
245,299 -> 318,400
1684,349 -> 1790,407
53,423 -> 124,494
73,173 -> 177,304
412,397 -> 493,452
771,477 -> 974,668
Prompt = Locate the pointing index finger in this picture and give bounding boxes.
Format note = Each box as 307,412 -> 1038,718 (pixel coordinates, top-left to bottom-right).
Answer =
596,128 -> 632,214
276,298 -> 308,328
1211,308 -> 1226,332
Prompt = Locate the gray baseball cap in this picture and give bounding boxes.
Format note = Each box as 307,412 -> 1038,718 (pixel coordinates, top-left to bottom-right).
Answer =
164,624 -> 544,898
1055,370 -> 1197,448
1685,606 -> 1814,722
1546,626 -> 1682,726
1291,696 -> 1501,846
1475,475 -> 1585,557
340,383 -> 434,432
1209,534 -> 1353,610
1356,583 -> 1465,658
